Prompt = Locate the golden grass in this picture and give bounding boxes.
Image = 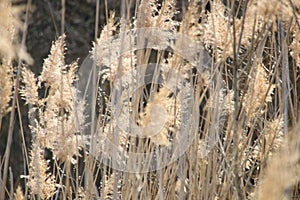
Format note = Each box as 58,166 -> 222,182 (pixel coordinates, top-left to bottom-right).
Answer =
0,0 -> 300,199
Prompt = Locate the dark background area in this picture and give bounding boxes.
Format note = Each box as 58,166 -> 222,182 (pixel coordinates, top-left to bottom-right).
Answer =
27,0 -> 116,73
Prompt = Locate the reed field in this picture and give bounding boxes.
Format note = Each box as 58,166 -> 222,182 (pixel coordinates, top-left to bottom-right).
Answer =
1,0 -> 300,199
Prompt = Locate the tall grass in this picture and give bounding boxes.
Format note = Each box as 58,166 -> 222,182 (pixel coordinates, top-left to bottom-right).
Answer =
0,0 -> 300,199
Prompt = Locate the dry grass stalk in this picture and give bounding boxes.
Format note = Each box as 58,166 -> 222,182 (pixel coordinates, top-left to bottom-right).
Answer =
0,60 -> 13,117
255,124 -> 300,200
14,186 -> 25,200
290,27 -> 300,69
243,62 -> 275,121
20,35 -> 86,199
27,143 -> 56,199
1,0 -> 300,199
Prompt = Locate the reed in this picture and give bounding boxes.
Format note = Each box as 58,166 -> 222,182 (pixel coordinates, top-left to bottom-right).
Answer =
0,0 -> 300,199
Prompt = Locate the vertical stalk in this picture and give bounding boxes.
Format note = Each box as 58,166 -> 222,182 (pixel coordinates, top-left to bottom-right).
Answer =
61,0 -> 65,34
65,160 -> 71,199
230,0 -> 243,199
0,114 -> 2,134
280,21 -> 289,135
85,0 -> 100,198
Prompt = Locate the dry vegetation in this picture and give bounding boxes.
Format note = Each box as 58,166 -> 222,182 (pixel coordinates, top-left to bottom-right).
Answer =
1,0 -> 300,199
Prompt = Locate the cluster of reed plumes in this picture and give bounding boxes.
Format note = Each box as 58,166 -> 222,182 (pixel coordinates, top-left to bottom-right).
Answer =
1,0 -> 300,199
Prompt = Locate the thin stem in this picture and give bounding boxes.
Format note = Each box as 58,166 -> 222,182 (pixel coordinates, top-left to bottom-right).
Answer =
61,0 -> 65,34
0,114 -> 2,135
65,160 -> 71,199
16,99 -> 29,197
230,0 -> 243,199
